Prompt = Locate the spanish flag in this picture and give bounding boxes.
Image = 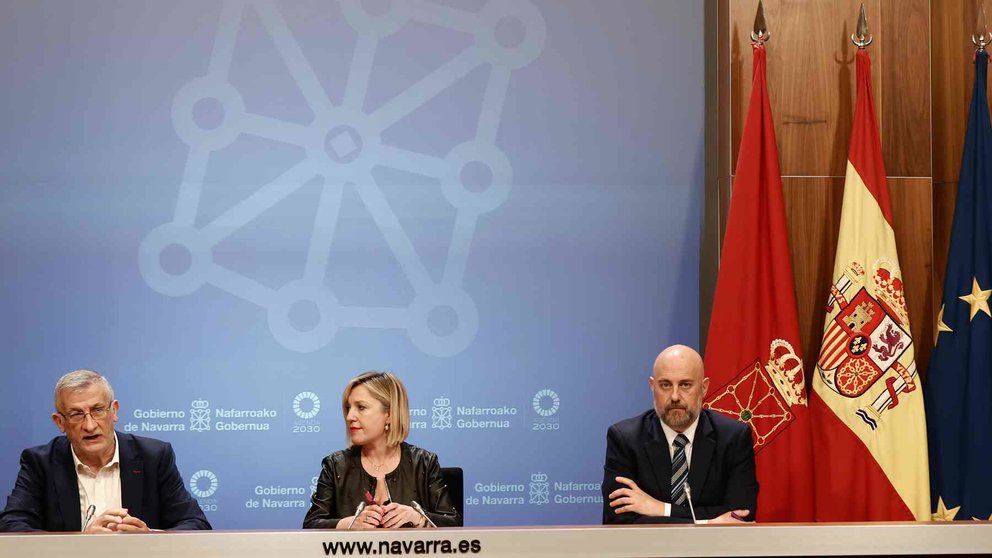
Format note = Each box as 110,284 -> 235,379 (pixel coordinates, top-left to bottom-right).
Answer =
810,49 -> 930,521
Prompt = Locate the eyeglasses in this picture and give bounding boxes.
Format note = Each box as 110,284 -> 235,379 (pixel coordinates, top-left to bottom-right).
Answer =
60,403 -> 114,424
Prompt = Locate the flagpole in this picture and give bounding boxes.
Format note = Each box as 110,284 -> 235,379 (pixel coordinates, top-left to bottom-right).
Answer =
751,0 -> 769,45
851,3 -> 872,50
972,1 -> 990,53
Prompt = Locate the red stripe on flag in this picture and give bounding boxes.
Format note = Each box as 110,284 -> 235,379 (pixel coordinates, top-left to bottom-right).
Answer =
818,327 -> 847,369
810,394 -> 915,520
847,50 -> 894,226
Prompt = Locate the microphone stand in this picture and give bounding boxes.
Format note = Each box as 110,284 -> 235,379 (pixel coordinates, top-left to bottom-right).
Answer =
411,501 -> 437,528
684,484 -> 698,524
82,504 -> 96,532
347,501 -> 367,529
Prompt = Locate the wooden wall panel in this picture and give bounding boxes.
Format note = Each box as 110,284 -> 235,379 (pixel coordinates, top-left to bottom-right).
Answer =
712,1 -> 948,380
931,0 -> 992,184
879,0 -> 932,177
729,0 -> 877,177
782,178 -> 844,369
889,178 -> 935,376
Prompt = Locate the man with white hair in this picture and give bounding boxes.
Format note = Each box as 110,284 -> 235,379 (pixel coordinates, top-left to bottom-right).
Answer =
0,370 -> 211,532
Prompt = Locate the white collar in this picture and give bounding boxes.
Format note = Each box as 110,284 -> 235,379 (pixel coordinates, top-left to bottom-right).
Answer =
659,413 -> 700,448
70,431 -> 120,473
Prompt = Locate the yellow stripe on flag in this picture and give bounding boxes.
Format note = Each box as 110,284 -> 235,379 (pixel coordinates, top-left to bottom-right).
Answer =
813,161 -> 930,521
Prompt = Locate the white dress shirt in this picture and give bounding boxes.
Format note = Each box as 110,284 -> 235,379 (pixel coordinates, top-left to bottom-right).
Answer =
71,432 -> 122,529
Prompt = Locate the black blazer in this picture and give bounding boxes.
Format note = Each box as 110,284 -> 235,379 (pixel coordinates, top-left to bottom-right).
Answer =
602,408 -> 758,523
0,432 -> 211,532
303,442 -> 461,528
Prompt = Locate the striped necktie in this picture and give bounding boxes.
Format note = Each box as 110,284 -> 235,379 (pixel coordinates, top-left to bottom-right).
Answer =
671,433 -> 690,505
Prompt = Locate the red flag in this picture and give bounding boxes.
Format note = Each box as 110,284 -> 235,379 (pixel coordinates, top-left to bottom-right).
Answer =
703,43 -> 815,521
810,49 -> 930,521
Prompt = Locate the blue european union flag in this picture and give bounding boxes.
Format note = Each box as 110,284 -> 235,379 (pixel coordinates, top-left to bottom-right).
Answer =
925,50 -> 992,521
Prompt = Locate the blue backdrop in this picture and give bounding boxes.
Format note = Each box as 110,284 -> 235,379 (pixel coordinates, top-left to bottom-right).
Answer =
0,0 -> 703,528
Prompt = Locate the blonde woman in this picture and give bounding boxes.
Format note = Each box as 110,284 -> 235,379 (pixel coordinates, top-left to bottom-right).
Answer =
303,372 -> 461,529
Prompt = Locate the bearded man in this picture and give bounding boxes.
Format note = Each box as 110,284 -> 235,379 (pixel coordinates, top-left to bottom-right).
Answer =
601,345 -> 758,524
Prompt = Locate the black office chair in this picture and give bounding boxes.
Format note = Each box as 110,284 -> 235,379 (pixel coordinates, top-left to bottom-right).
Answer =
440,467 -> 464,524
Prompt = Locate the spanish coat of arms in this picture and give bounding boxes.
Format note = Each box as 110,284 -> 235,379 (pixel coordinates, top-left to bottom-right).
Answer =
817,259 -> 918,430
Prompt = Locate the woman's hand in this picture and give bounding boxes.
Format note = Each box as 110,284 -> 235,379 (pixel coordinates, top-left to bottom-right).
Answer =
379,502 -> 426,528
348,504 -> 384,529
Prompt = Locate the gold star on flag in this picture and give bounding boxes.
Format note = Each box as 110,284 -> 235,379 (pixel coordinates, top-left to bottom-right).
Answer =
973,513 -> 992,521
959,278 -> 992,320
935,304 -> 953,345
932,496 -> 961,521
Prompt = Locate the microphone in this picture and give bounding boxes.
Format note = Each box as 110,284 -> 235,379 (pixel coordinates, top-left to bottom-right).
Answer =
382,479 -> 392,506
82,504 -> 96,532
410,501 -> 437,528
347,501 -> 367,529
683,483 -> 698,524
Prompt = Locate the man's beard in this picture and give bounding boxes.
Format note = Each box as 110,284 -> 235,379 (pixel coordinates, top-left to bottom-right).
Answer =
661,404 -> 697,429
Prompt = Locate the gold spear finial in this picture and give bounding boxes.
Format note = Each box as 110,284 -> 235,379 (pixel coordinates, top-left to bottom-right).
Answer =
751,0 -> 770,44
851,3 -> 873,49
973,0 -> 991,52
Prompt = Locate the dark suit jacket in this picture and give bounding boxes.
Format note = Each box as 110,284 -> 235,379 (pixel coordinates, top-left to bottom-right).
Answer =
0,432 -> 211,532
602,408 -> 758,523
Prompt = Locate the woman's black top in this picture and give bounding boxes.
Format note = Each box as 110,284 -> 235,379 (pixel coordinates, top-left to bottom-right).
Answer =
303,442 -> 462,528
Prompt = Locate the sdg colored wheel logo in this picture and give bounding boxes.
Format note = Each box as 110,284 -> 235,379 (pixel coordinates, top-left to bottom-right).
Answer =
189,470 -> 219,498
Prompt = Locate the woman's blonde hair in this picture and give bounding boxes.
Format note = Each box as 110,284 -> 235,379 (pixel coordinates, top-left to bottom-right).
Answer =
341,371 -> 410,447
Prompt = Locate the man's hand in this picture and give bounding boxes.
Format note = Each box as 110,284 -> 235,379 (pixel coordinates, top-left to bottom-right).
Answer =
380,502 -> 425,528
84,507 -> 150,533
608,476 -> 667,516
111,514 -> 150,533
710,509 -> 751,524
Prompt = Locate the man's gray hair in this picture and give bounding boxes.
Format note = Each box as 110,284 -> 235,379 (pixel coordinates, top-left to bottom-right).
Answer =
54,370 -> 115,412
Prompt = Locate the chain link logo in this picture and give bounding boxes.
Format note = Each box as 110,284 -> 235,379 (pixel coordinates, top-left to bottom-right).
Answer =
139,1 -> 546,356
